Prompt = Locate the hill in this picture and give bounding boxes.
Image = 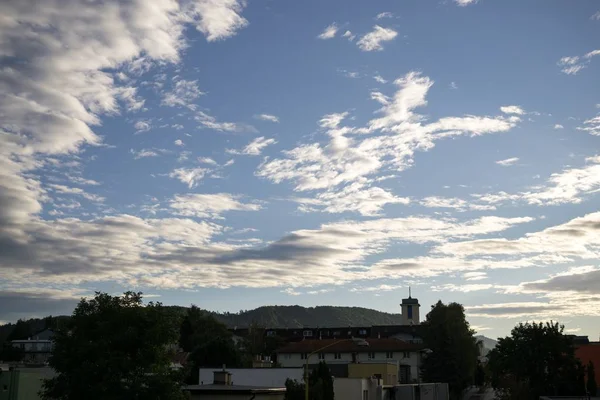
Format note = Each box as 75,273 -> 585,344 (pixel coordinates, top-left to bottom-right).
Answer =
476,334 -> 498,354
209,305 -> 402,328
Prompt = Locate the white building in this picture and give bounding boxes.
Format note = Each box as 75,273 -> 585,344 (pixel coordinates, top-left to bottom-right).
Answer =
276,338 -> 424,383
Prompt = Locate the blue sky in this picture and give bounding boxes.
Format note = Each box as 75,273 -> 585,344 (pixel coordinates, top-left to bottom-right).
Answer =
1,0 -> 600,340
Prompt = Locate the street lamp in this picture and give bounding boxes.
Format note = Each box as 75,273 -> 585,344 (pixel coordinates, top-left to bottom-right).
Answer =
304,337 -> 368,400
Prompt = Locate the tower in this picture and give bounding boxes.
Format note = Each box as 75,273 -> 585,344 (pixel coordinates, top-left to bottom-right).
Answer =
400,287 -> 420,325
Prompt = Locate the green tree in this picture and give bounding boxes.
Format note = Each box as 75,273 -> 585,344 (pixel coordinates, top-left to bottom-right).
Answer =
420,301 -> 479,399
179,305 -> 243,383
487,321 -> 584,400
0,343 -> 24,362
283,362 -> 334,400
41,292 -> 186,400
6,319 -> 32,341
587,361 -> 597,396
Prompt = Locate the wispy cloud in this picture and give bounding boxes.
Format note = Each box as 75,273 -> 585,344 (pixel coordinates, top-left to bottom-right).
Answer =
134,120 -> 152,133
254,114 -> 280,123
591,11 -> 600,21
169,167 -> 210,188
496,157 -> 519,167
557,50 -> 600,75
342,30 -> 356,41
170,193 -> 261,219
48,184 -> 105,203
131,148 -> 159,159
500,105 -> 525,115
357,25 -> 398,51
162,79 -> 204,108
191,0 -> 249,42
554,124 -> 564,129
318,23 -> 338,39
196,111 -> 255,132
455,0 -> 478,6
375,12 -> 394,19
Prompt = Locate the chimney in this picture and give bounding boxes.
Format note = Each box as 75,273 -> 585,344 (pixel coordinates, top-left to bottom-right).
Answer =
213,370 -> 232,385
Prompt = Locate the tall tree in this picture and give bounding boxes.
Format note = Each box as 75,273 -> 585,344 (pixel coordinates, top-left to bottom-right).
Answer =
41,292 -> 186,400
6,319 -> 32,341
283,362 -> 334,400
420,301 -> 479,400
487,321 -> 585,400
587,361 -> 597,396
179,305 -> 243,383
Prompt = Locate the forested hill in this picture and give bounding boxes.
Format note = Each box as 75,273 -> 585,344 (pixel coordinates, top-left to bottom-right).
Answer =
210,305 -> 402,328
0,305 -> 402,342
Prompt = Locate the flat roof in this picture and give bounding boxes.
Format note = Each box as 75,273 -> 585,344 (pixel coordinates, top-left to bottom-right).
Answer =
184,384 -> 286,394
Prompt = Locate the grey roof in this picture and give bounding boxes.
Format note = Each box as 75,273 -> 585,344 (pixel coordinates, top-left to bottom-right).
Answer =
184,384 -> 286,394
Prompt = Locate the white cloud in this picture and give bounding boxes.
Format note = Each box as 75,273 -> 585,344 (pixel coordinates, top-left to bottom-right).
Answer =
169,193 -> 261,219
420,196 -> 495,212
578,114 -> 600,136
455,0 -> 478,6
375,12 -> 394,20
554,124 -> 564,129
450,82 -> 458,89
496,157 -> 519,167
557,50 -> 600,75
162,79 -> 204,108
592,11 -> 600,20
198,157 -> 218,165
257,71 -> 519,214
500,105 -> 525,115
373,75 -> 388,84
318,23 -> 338,39
131,148 -> 159,159
134,120 -> 152,133
357,25 -> 398,51
191,0 -> 249,42
433,283 -> 493,292
174,139 -> 184,146
254,114 -> 280,123
236,137 -> 277,156
169,167 -> 210,188
463,272 -> 487,281
342,30 -> 356,41
48,184 -> 105,203
195,111 -> 253,132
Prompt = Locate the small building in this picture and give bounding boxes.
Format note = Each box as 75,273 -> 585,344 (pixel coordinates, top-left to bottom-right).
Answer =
334,377 -> 382,400
10,330 -> 54,365
0,366 -> 56,400
198,367 -> 304,387
348,362 -> 398,385
185,370 -> 285,400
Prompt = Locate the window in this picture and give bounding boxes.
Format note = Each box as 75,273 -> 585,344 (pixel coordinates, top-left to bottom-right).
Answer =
318,352 -> 325,360
407,304 -> 413,319
362,389 -> 369,400
333,331 -> 340,336
301,353 -> 308,359
303,330 -> 313,337
266,330 -> 275,337
368,351 -> 375,359
386,351 -> 393,359
334,352 -> 341,359
359,329 -> 367,335
403,351 -> 410,358
285,354 -> 291,359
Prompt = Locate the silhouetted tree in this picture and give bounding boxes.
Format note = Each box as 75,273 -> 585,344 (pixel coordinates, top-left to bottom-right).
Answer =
41,292 -> 186,400
488,321 -> 584,400
284,362 -> 334,400
420,301 -> 479,399
6,319 -> 31,341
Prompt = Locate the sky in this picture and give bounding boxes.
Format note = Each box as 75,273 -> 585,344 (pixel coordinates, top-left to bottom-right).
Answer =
1,0 -> 599,340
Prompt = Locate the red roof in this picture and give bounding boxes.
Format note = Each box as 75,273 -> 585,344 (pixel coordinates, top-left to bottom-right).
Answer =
276,338 -> 423,354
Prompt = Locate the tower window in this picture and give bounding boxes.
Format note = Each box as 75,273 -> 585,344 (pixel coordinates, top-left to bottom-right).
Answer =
407,305 -> 413,319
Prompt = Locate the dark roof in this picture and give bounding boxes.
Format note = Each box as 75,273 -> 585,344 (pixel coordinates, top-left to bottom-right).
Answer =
184,384 -> 286,394
276,338 -> 423,354
401,298 -> 419,305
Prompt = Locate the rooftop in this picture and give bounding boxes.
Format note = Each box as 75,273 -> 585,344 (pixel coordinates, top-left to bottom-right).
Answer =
184,384 -> 286,394
276,338 -> 424,354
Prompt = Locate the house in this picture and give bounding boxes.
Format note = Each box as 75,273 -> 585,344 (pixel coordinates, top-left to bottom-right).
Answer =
185,370 -> 286,400
275,338 -> 425,383
10,330 -> 54,365
198,367 -> 304,387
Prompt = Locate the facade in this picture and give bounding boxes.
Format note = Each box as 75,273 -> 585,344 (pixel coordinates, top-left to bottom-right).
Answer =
198,368 -> 304,387
10,330 -> 54,365
0,367 -> 55,400
348,362 -> 398,385
275,338 -> 424,383
334,378 -> 382,400
575,341 -> 600,396
186,370 -> 285,400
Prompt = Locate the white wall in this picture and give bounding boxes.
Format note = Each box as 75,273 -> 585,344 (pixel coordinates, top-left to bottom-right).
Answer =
277,351 -> 420,382
198,368 -> 303,387
334,378 -> 380,400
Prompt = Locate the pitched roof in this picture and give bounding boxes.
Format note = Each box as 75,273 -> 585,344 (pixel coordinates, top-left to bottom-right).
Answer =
276,338 -> 423,354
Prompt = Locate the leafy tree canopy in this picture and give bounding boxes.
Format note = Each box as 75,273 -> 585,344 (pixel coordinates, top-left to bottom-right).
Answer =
41,292 -> 186,400
420,301 -> 479,399
587,361 -> 597,396
488,321 -> 585,400
284,361 -> 334,400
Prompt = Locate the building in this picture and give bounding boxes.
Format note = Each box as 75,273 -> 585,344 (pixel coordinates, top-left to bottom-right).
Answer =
0,366 -> 55,400
185,370 -> 286,400
275,338 -> 425,383
400,290 -> 420,326
348,362 -> 398,385
198,367 -> 304,387
9,330 -> 54,365
575,340 -> 600,396
333,378 -> 449,400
